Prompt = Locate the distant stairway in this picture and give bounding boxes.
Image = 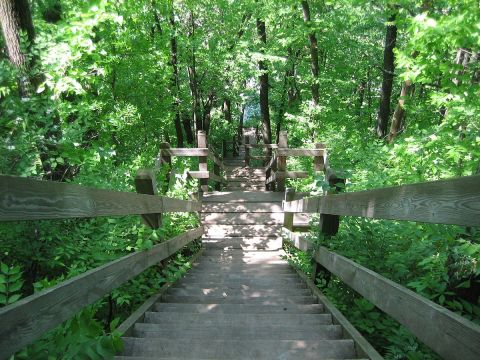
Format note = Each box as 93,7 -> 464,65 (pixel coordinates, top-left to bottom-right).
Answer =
116,142 -> 368,359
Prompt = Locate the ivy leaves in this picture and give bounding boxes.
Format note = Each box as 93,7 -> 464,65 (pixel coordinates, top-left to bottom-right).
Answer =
0,262 -> 23,306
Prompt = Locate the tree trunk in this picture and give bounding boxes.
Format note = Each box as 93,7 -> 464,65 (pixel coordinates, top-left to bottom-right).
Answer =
223,98 -> 232,123
169,2 -> 183,147
0,0 -> 35,95
203,91 -> 215,135
256,17 -> 272,145
376,13 -> 397,138
388,80 -> 413,142
357,78 -> 366,115
182,113 -> 194,144
187,11 -> 202,134
301,0 -> 320,104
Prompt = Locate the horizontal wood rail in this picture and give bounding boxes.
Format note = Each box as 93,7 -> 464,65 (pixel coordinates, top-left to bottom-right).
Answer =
283,174 -> 480,360
283,174 -> 480,226
157,131 -> 226,192
245,132 -> 328,192
0,175 -> 200,222
284,229 -> 480,360
313,246 -> 480,360
0,227 -> 204,359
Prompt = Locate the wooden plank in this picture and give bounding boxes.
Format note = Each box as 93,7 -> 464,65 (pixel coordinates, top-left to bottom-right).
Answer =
282,228 -> 312,251
284,174 -> 480,226
202,202 -> 284,213
265,154 -> 277,172
162,197 -> 202,212
135,169 -> 161,229
283,188 -> 295,230
188,170 -> 210,179
276,171 -> 309,179
198,131 -> 208,193
314,247 -> 480,360
160,148 -> 209,156
277,148 -> 324,157
277,132 -> 287,191
244,144 -> 278,149
0,175 -> 200,221
293,268 -> 383,360
250,155 -> 270,160
0,227 -> 204,359
117,247 -> 205,336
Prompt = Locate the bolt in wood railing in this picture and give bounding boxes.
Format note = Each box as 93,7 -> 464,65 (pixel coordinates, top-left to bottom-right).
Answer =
283,174 -> 480,360
0,175 -> 203,359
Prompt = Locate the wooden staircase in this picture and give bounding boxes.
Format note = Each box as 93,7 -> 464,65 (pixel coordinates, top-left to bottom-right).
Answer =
3,132 -> 478,360
115,144 -> 368,359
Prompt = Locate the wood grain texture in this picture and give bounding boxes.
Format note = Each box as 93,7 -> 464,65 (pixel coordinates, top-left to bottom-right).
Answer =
284,174 -> 480,226
293,267 -> 383,360
160,148 -> 209,156
314,246 -> 480,360
0,175 -> 201,221
276,148 -> 324,157
0,227 -> 204,359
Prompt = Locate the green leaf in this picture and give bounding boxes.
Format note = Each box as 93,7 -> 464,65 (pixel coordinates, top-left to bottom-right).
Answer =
7,293 -> 21,304
0,294 -> 6,305
9,281 -> 23,292
0,263 -> 9,275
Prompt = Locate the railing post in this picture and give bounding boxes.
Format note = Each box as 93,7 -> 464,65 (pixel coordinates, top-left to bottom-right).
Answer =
135,169 -> 161,229
233,135 -> 239,157
214,162 -> 221,191
245,136 -> 250,166
157,142 -> 172,194
283,188 -> 295,231
277,131 -> 288,192
197,131 -> 209,193
312,167 -> 345,283
222,140 -> 227,159
314,143 -> 325,172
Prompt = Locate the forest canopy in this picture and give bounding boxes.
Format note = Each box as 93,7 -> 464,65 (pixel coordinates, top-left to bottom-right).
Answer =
0,0 -> 479,359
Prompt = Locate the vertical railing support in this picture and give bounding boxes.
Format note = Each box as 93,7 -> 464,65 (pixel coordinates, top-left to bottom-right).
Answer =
135,169 -> 161,229
197,131 -> 209,193
157,142 -> 172,194
214,162 -> 221,191
312,166 -> 345,283
314,143 -> 325,172
245,136 -> 250,166
222,140 -> 227,159
283,188 -> 295,231
233,135 -> 239,157
277,131 -> 288,192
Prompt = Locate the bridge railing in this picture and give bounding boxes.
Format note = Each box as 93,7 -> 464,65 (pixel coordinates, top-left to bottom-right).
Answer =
283,174 -> 480,360
0,174 -> 203,359
156,130 -> 226,194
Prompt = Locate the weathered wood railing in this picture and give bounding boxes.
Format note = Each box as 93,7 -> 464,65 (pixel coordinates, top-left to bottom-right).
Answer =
283,174 -> 480,360
157,130 -> 226,193
0,174 -> 203,359
238,131 -> 326,192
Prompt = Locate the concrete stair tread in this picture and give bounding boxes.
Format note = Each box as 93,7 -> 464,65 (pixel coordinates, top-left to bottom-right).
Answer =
143,312 -> 332,325
152,303 -> 323,313
121,338 -> 356,359
134,323 -> 343,340
162,295 -> 317,304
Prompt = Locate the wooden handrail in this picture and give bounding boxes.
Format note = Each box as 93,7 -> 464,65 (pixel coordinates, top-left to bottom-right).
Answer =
283,228 -> 480,360
283,174 -> 480,226
0,175 -> 200,222
0,227 -> 204,359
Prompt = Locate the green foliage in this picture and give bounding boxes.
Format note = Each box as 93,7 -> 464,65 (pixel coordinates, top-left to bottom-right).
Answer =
0,263 -> 23,306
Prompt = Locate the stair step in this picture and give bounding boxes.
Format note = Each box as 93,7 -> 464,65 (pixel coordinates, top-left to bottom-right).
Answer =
200,249 -> 285,263
143,312 -> 331,325
204,225 -> 283,237
202,213 -> 284,225
202,237 -> 283,250
121,338 -> 356,359
134,323 -> 342,340
162,295 -> 317,304
176,278 -> 307,288
202,203 -> 282,213
153,303 -> 323,314
203,191 -> 283,202
167,287 -> 311,297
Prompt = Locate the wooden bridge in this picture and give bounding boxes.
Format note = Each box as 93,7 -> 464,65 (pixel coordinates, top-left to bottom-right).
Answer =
0,130 -> 479,359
